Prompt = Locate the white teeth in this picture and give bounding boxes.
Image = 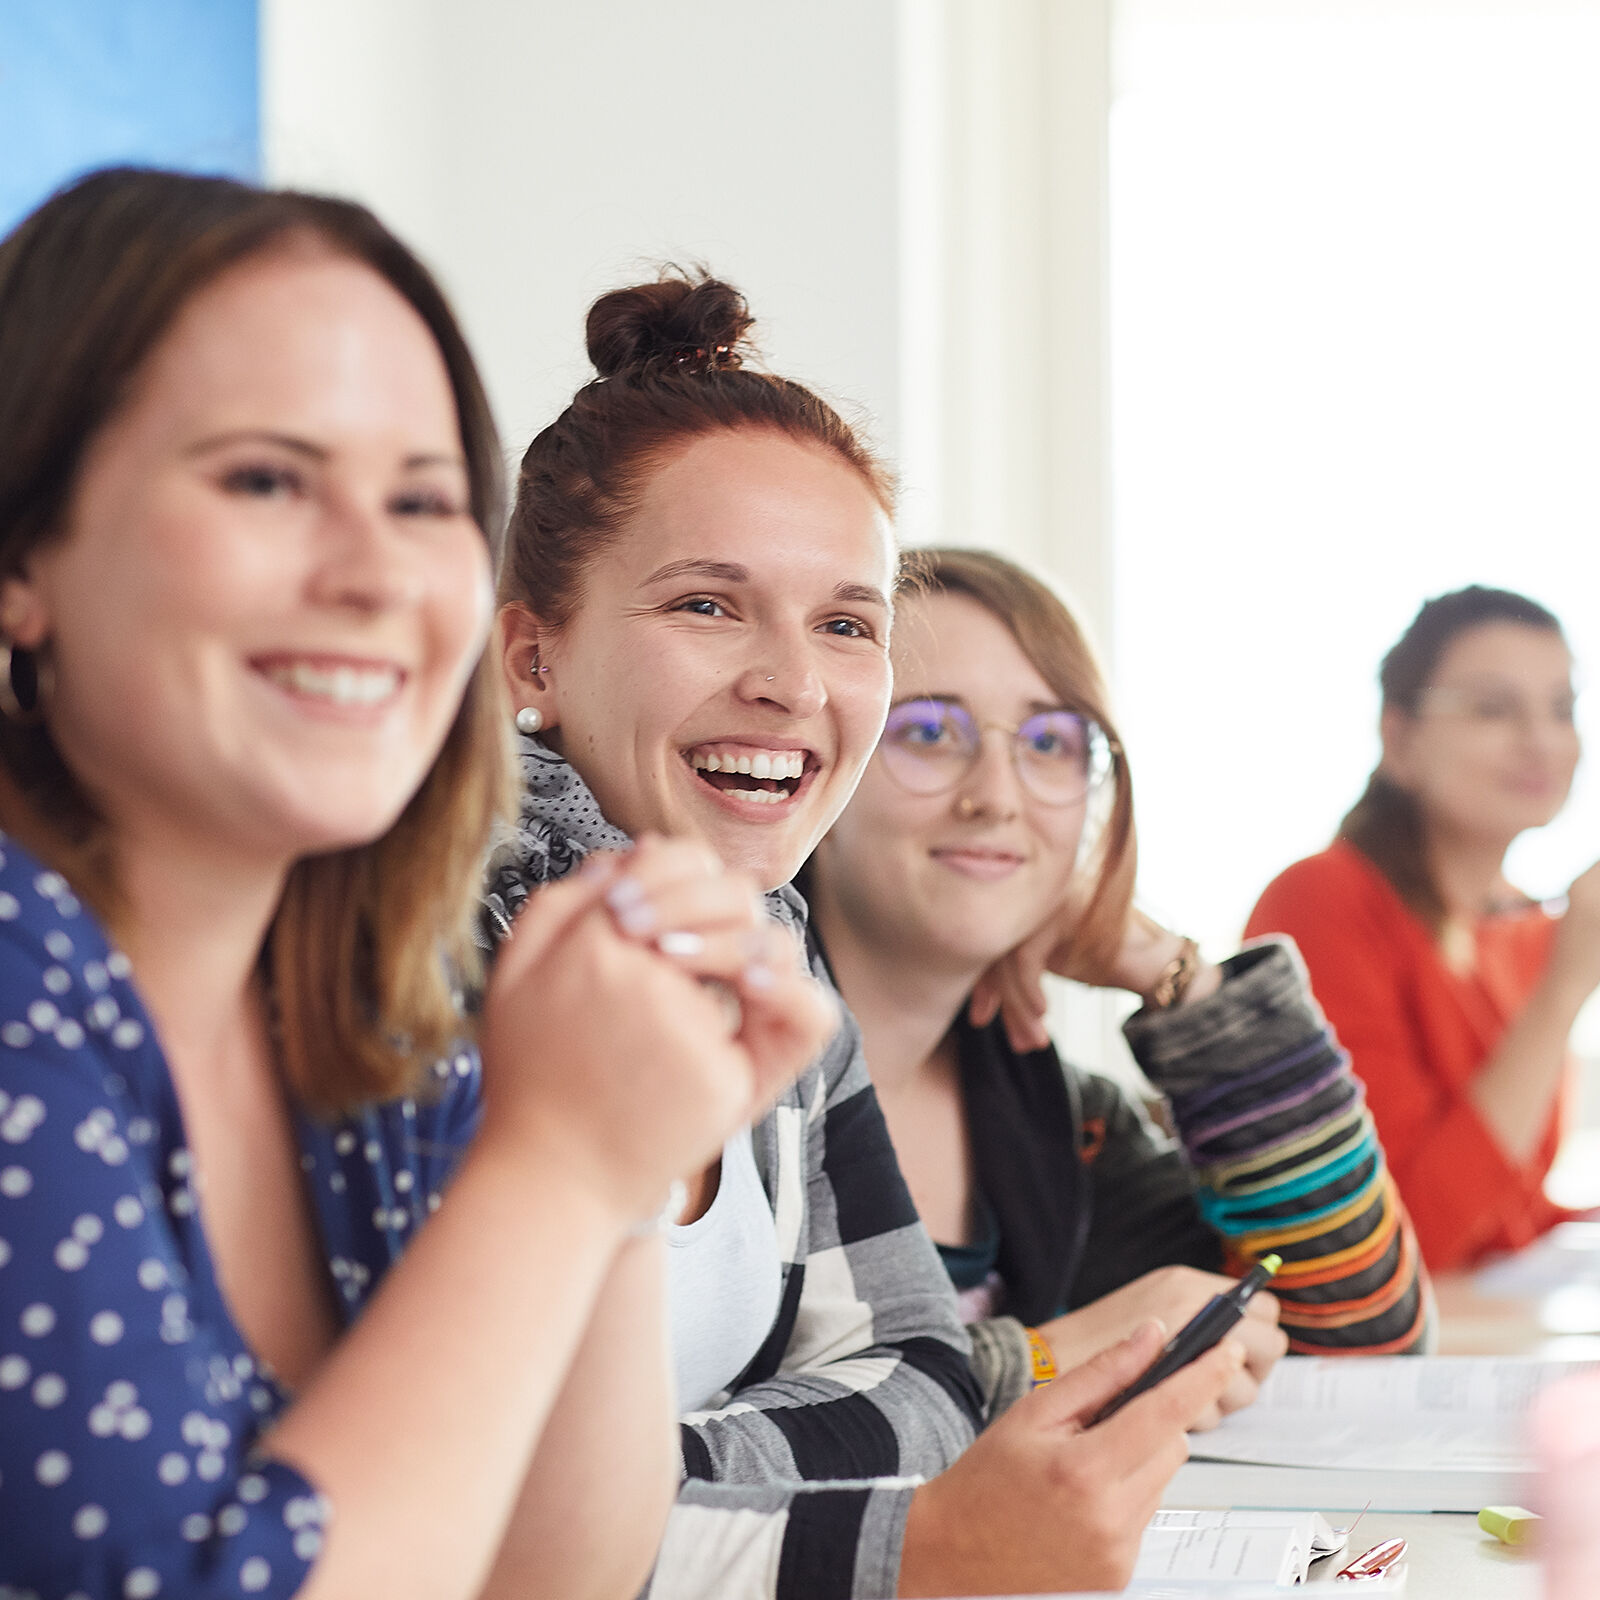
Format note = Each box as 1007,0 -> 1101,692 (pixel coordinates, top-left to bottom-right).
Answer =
688,749 -> 806,780
725,788 -> 787,805
269,662 -> 400,706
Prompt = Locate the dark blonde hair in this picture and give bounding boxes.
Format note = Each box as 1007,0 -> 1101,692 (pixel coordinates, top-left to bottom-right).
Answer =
0,166 -> 512,1113
501,267 -> 893,620
901,547 -> 1136,976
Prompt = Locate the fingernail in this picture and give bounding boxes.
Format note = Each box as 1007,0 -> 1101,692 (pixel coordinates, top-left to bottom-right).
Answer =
656,929 -> 705,958
743,962 -> 777,991
606,875 -> 646,907
614,901 -> 657,938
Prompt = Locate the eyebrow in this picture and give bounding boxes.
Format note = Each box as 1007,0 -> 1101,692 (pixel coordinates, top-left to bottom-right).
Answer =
640,560 -> 890,613
641,558 -> 749,587
184,429 -> 465,472
898,692 -> 1073,716
834,581 -> 891,612
1431,676 -> 1572,695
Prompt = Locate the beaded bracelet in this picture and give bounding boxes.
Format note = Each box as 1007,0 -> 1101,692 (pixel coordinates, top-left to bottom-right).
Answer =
1025,1325 -> 1058,1388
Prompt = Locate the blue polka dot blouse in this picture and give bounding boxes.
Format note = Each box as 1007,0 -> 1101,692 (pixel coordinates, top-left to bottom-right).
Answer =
0,835 -> 481,1598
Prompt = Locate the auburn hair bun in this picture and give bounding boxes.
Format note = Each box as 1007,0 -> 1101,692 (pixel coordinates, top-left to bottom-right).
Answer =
585,270 -> 755,379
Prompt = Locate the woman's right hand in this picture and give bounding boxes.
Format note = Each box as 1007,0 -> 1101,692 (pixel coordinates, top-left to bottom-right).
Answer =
897,1321 -> 1244,1596
476,836 -> 836,1227
969,899 -> 1222,1054
1038,1266 -> 1287,1430
1549,857 -> 1600,1000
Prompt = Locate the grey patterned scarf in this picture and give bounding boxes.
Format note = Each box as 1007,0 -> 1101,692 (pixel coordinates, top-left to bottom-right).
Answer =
479,735 -> 633,948
479,734 -> 808,953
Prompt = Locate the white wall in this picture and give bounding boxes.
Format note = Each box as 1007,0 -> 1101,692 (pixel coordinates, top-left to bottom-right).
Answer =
262,0 -> 902,471
1112,0 -> 1600,963
262,0 -> 1136,1087
898,0 -> 1113,644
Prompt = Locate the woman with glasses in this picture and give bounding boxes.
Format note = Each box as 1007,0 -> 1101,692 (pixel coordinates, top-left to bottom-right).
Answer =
1248,586 -> 1599,1271
805,548 -> 1430,1425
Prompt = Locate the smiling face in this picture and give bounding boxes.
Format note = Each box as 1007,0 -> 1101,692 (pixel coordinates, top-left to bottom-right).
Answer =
516,428 -> 896,889
3,246 -> 493,871
1382,620 -> 1580,848
809,590 -> 1090,978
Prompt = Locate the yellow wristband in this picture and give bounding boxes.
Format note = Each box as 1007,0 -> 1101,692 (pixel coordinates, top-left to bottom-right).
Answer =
1025,1326 -> 1057,1387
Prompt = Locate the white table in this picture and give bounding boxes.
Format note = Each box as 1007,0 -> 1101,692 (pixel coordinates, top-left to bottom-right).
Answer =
1304,1510 -> 1538,1594
1139,1260 -> 1573,1598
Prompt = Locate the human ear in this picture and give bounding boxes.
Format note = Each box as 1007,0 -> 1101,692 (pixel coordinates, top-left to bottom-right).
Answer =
497,602 -> 560,733
0,571 -> 51,650
1377,705 -> 1417,789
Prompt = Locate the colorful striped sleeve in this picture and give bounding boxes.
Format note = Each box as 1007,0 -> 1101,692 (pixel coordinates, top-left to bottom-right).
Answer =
1122,940 -> 1432,1354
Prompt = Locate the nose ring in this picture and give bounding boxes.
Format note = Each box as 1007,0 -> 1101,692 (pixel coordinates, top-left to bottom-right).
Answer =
955,795 -> 978,819
766,676 -> 775,682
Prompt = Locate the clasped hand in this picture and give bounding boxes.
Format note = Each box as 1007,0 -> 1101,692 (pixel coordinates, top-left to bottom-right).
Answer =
477,835 -> 836,1231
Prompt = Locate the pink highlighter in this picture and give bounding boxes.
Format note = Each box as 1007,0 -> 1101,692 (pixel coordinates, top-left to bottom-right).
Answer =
1334,1536 -> 1406,1582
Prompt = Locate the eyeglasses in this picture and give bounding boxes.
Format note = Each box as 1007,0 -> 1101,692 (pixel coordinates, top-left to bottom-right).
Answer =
1416,684 -> 1578,734
877,697 -> 1116,806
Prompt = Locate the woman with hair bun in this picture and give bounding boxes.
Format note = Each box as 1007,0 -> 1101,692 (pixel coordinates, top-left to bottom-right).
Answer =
0,170 -> 832,1599
805,547 -> 1428,1426
1248,586 -> 1599,1271
488,270 -> 1243,1600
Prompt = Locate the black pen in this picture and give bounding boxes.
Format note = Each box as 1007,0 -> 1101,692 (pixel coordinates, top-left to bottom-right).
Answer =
1086,1253 -> 1281,1427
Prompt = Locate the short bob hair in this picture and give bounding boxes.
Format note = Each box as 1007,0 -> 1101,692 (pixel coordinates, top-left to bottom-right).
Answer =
0,166 -> 512,1113
898,547 -> 1136,978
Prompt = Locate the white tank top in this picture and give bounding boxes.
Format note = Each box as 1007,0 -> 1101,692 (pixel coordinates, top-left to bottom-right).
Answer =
665,1125 -> 782,1413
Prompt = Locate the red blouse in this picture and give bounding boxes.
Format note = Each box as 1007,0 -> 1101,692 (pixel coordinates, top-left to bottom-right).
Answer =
1246,840 -> 1574,1272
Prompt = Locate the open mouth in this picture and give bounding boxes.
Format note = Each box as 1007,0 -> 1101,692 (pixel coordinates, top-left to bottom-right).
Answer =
684,745 -> 813,807
256,655 -> 406,708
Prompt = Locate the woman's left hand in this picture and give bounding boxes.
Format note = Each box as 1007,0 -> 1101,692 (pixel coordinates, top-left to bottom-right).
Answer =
602,832 -> 836,1085
969,902 -> 1220,1054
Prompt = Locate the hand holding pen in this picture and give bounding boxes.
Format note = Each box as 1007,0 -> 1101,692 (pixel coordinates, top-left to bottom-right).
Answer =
1086,1255 -> 1283,1427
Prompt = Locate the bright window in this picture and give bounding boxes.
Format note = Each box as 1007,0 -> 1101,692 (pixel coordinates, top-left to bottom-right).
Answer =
1109,3 -> 1600,1201
1112,0 -> 1600,1030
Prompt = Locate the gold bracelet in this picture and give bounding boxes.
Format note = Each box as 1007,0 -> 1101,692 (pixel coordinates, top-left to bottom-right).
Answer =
1147,937 -> 1200,1009
1025,1326 -> 1058,1388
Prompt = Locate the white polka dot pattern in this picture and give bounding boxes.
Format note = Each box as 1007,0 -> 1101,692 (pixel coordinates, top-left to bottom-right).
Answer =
0,834 -> 478,1594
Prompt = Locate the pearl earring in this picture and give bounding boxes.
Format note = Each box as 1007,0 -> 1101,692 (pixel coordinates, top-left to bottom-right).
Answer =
515,706 -> 544,736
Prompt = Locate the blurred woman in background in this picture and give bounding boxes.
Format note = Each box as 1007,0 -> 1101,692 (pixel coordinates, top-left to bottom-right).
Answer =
805,547 -> 1428,1424
1248,586 -> 1599,1271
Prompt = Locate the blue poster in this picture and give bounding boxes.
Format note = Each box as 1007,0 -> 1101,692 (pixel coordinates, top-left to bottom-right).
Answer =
0,0 -> 258,237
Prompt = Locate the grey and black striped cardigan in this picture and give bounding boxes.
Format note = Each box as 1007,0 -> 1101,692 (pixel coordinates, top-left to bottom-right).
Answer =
482,739 -> 985,1600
